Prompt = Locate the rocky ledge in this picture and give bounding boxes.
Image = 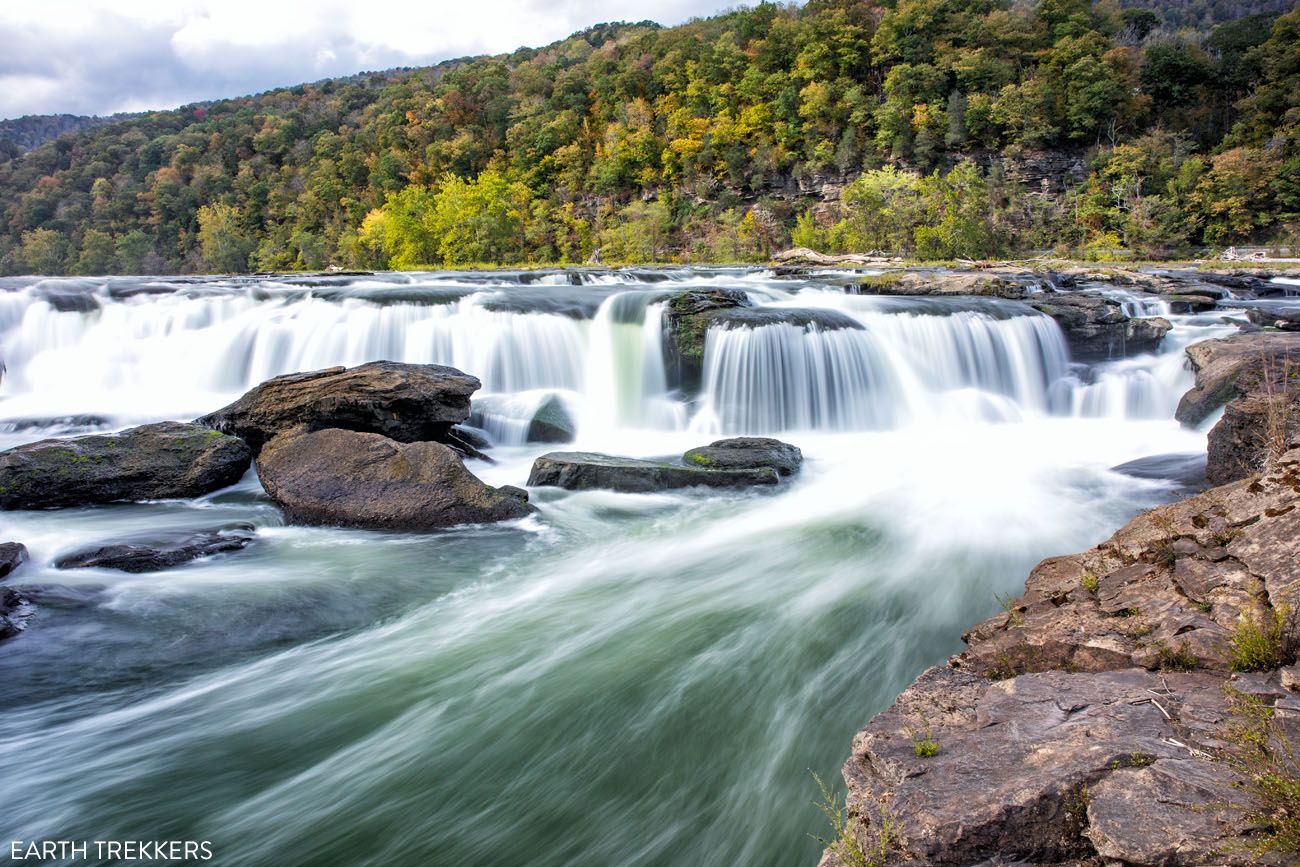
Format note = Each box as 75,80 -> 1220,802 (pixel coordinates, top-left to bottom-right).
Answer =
821,332 -> 1300,865
1027,294 -> 1171,362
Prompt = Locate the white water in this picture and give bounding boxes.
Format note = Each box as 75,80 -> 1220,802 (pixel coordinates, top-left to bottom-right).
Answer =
0,268 -> 1245,867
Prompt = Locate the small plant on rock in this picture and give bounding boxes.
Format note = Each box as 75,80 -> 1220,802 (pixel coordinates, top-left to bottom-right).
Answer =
1216,688 -> 1300,858
1079,570 -> 1100,594
1230,603 -> 1299,673
995,592 -> 1025,626
1155,640 -> 1199,672
909,720 -> 939,758
811,772 -> 896,867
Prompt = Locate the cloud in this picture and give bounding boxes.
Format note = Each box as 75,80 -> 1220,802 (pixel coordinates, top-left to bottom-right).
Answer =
0,0 -> 733,119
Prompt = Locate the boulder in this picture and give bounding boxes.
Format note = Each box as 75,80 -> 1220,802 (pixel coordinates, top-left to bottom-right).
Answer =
257,428 -> 534,530
0,422 -> 252,510
1027,293 -> 1170,362
198,361 -> 480,453
54,526 -> 255,573
682,437 -> 802,476
1175,332 -> 1300,426
1160,293 -> 1218,313
1244,302 -> 1300,331
0,542 -> 28,578
527,395 -> 576,444
527,451 -> 779,492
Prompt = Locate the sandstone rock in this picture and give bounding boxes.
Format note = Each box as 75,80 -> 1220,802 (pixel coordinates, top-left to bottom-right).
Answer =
1243,302 -> 1300,331
55,526 -> 255,573
0,542 -> 28,578
682,437 -> 802,476
527,451 -> 779,492
257,428 -> 533,530
856,270 -> 1030,299
830,667 -> 1259,866
1175,332 -> 1300,426
198,361 -> 480,453
1027,293 -> 1170,362
0,422 -> 252,509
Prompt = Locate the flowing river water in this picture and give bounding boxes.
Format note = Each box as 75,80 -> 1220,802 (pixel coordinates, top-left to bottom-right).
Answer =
0,268 -> 1243,866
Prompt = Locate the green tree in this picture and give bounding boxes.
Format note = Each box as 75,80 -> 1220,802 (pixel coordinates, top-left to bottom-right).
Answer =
196,203 -> 255,273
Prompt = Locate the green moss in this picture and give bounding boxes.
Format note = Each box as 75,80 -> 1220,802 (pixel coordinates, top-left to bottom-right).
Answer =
684,451 -> 714,467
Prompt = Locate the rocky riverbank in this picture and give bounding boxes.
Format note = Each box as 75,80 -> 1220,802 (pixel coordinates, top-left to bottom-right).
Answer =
820,330 -> 1300,865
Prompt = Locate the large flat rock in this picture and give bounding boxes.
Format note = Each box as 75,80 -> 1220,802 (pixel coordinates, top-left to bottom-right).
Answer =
527,451 -> 780,492
0,422 -> 251,509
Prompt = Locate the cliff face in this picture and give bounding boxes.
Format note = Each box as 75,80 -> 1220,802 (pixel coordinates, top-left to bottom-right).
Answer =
0,113 -> 132,157
823,334 -> 1300,866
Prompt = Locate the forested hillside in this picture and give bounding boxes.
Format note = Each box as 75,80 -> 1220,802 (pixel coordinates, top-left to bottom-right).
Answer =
1,0 -> 1298,274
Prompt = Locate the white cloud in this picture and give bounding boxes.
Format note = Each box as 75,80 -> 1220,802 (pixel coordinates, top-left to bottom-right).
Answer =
0,0 -> 733,119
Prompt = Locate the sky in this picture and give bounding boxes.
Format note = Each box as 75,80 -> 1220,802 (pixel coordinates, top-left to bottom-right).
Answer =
0,0 -> 737,120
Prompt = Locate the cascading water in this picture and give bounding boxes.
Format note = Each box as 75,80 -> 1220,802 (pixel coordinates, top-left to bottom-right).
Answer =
0,268 -> 1245,867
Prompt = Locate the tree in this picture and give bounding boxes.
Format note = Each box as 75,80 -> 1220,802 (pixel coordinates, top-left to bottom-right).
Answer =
196,203 -> 255,273
19,229 -> 67,274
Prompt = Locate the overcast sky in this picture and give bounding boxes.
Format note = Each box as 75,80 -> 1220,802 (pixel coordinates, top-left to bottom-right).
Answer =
0,0 -> 738,120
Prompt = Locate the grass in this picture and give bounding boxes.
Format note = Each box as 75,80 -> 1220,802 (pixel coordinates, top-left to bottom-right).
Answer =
1079,570 -> 1100,594
812,772 -> 896,867
1230,603 -> 1299,673
1217,689 -> 1300,858
1155,640 -> 1199,672
996,592 -> 1025,626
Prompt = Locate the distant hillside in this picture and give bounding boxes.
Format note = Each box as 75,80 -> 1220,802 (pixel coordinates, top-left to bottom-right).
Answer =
0,4 -> 1296,274
0,113 -> 140,158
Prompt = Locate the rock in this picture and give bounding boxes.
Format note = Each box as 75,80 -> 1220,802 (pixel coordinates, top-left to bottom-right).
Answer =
1109,453 -> 1207,491
1172,332 -> 1300,483
257,428 -> 534,530
527,451 -> 780,492
1160,293 -> 1218,313
771,248 -> 903,266
958,448 -> 1300,679
855,270 -> 1030,299
1175,332 -> 1300,426
198,361 -> 480,454
54,526 -> 255,573
527,395 -> 576,444
0,542 -> 28,578
0,585 -> 32,641
0,422 -> 252,509
661,289 -> 861,392
682,437 -> 802,476
830,667 -> 1260,866
1027,293 -> 1170,362
1244,302 -> 1300,331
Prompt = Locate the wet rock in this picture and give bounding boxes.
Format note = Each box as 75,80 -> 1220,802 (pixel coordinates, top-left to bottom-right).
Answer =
0,542 -> 28,578
1110,453 -> 1208,491
1174,332 -> 1300,426
682,437 -> 802,476
1160,293 -> 1218,313
257,428 -> 534,530
1027,293 -> 1170,362
527,451 -> 779,492
198,361 -> 480,454
446,425 -> 494,462
0,422 -> 252,509
1244,302 -> 1300,331
527,395 -> 576,444
55,526 -> 255,573
0,585 -> 32,641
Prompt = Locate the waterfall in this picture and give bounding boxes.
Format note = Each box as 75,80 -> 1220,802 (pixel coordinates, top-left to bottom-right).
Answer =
0,271 -> 1237,440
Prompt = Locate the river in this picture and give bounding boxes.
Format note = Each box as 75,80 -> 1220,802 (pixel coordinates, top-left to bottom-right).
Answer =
0,267 -> 1239,865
